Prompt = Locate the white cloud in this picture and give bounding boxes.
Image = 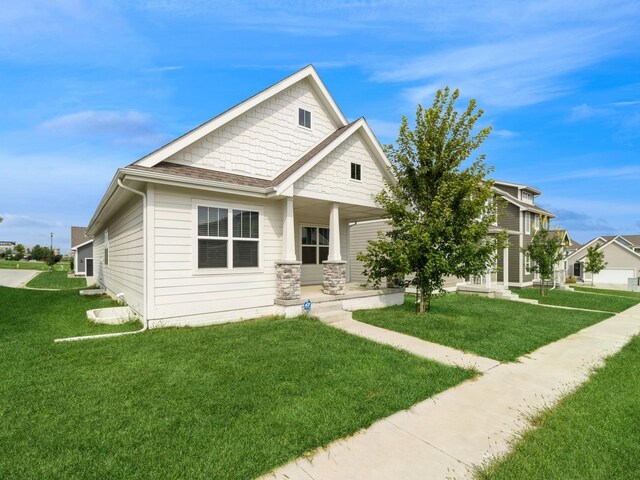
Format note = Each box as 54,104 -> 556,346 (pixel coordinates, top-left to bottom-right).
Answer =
39,110 -> 172,147
366,118 -> 399,141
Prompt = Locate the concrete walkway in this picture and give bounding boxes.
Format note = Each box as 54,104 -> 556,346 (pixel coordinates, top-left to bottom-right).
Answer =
330,318 -> 500,372
262,304 -> 640,480
0,269 -> 39,288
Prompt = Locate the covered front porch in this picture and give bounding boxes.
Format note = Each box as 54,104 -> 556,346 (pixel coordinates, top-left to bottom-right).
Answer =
275,196 -> 392,301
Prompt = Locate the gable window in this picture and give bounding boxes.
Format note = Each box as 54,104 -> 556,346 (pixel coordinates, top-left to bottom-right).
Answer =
522,191 -> 533,204
298,108 -> 311,129
301,226 -> 329,265
104,229 -> 109,266
524,212 -> 531,235
197,205 -> 260,269
350,162 -> 362,181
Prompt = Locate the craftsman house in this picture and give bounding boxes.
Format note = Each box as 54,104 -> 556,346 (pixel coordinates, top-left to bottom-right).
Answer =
86,65 -> 403,327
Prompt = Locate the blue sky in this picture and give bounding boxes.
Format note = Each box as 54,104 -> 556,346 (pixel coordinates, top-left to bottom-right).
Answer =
1,1 -> 639,250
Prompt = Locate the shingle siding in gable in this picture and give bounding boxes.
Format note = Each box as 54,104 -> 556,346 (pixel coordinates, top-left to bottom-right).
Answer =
166,79 -> 339,179
293,132 -> 385,205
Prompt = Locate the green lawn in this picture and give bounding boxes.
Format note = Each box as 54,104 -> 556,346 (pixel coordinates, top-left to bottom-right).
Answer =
0,287 -> 475,480
0,259 -> 70,271
515,287 -> 640,312
574,285 -> 640,299
354,294 -> 611,362
26,270 -> 88,289
476,335 -> 640,479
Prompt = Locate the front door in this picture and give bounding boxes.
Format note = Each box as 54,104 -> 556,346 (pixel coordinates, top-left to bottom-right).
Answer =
573,262 -> 581,277
86,258 -> 94,277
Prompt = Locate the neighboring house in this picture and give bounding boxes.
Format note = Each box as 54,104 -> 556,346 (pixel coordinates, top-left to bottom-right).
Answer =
349,219 -> 462,291
493,180 -> 556,288
565,235 -> 640,286
86,65 -> 401,328
70,226 -> 94,277
0,241 -> 16,252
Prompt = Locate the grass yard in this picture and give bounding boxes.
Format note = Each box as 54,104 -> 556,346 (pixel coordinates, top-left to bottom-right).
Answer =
476,335 -> 640,479
354,294 -> 611,362
0,259 -> 70,271
0,286 -> 475,480
26,270 -> 88,289
574,285 -> 640,299
515,287 -> 640,312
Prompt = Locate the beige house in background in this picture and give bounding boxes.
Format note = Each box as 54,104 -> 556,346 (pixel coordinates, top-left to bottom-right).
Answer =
86,65 -> 404,328
565,235 -> 640,286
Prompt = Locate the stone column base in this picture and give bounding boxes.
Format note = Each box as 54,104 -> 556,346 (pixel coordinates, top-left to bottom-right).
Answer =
322,260 -> 347,295
276,261 -> 301,300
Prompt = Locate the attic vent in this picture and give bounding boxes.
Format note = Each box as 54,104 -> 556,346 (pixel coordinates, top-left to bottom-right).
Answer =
298,108 -> 311,129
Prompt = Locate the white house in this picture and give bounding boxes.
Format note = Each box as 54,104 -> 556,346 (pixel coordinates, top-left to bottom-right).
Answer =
86,65 -> 403,328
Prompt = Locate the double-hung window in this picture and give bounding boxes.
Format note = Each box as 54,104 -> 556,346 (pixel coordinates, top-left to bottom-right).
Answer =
534,215 -> 540,232
197,206 -> 260,269
525,252 -> 531,273
524,212 -> 531,235
301,226 -> 329,265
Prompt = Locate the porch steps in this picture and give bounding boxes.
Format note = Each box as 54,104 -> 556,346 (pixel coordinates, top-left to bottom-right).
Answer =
312,302 -> 353,324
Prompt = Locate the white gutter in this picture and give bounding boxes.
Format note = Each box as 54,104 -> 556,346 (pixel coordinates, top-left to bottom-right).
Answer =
55,178 -> 149,343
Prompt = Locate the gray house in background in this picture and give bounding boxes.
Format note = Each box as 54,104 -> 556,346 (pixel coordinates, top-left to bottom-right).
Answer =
349,179 -> 556,290
70,226 -> 93,277
493,180 -> 555,287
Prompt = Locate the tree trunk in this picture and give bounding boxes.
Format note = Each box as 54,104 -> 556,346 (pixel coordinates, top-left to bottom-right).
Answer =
425,290 -> 432,312
540,278 -> 544,296
418,288 -> 425,314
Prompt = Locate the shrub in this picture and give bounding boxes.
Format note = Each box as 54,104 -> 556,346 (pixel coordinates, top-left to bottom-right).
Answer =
566,275 -> 577,284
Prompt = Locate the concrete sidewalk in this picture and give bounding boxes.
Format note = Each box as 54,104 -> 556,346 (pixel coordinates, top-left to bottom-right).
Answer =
330,318 -> 500,372
0,269 -> 39,288
262,304 -> 640,480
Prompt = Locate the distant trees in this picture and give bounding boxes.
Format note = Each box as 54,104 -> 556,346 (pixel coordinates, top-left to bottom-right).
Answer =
31,245 -> 45,261
585,245 -> 607,287
14,244 -> 25,261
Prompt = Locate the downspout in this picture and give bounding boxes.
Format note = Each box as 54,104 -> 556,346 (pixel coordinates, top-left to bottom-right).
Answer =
55,178 -> 148,342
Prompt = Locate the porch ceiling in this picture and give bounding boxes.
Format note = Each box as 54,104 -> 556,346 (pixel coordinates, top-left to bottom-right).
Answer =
292,197 -> 386,223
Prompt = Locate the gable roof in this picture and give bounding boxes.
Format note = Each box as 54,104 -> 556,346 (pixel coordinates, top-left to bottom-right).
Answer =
71,226 -> 91,249
566,236 -> 608,262
124,118 -> 394,194
601,234 -> 640,247
494,180 -> 542,195
576,236 -> 640,262
133,65 -> 348,169
493,187 -> 555,217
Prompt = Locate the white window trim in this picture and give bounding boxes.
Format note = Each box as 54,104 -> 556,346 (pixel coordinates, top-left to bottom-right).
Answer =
192,198 -> 264,275
299,224 -> 330,265
524,252 -> 531,273
297,107 -> 312,130
521,191 -> 534,204
534,215 -> 540,232
350,162 -> 362,183
524,212 -> 531,235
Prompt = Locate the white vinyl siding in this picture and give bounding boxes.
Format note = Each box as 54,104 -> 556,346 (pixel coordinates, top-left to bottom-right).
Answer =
95,197 -> 144,316
153,185 -> 280,321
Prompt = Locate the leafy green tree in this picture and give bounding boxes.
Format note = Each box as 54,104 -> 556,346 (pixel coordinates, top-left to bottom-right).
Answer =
31,244 -> 44,261
14,244 -> 25,261
358,87 -> 507,313
522,228 -> 563,296
585,244 -> 607,286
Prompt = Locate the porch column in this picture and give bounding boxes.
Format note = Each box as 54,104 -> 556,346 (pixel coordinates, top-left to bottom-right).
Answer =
276,197 -> 301,300
503,243 -> 509,289
282,197 -> 296,262
327,203 -> 341,261
323,203 -> 346,295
